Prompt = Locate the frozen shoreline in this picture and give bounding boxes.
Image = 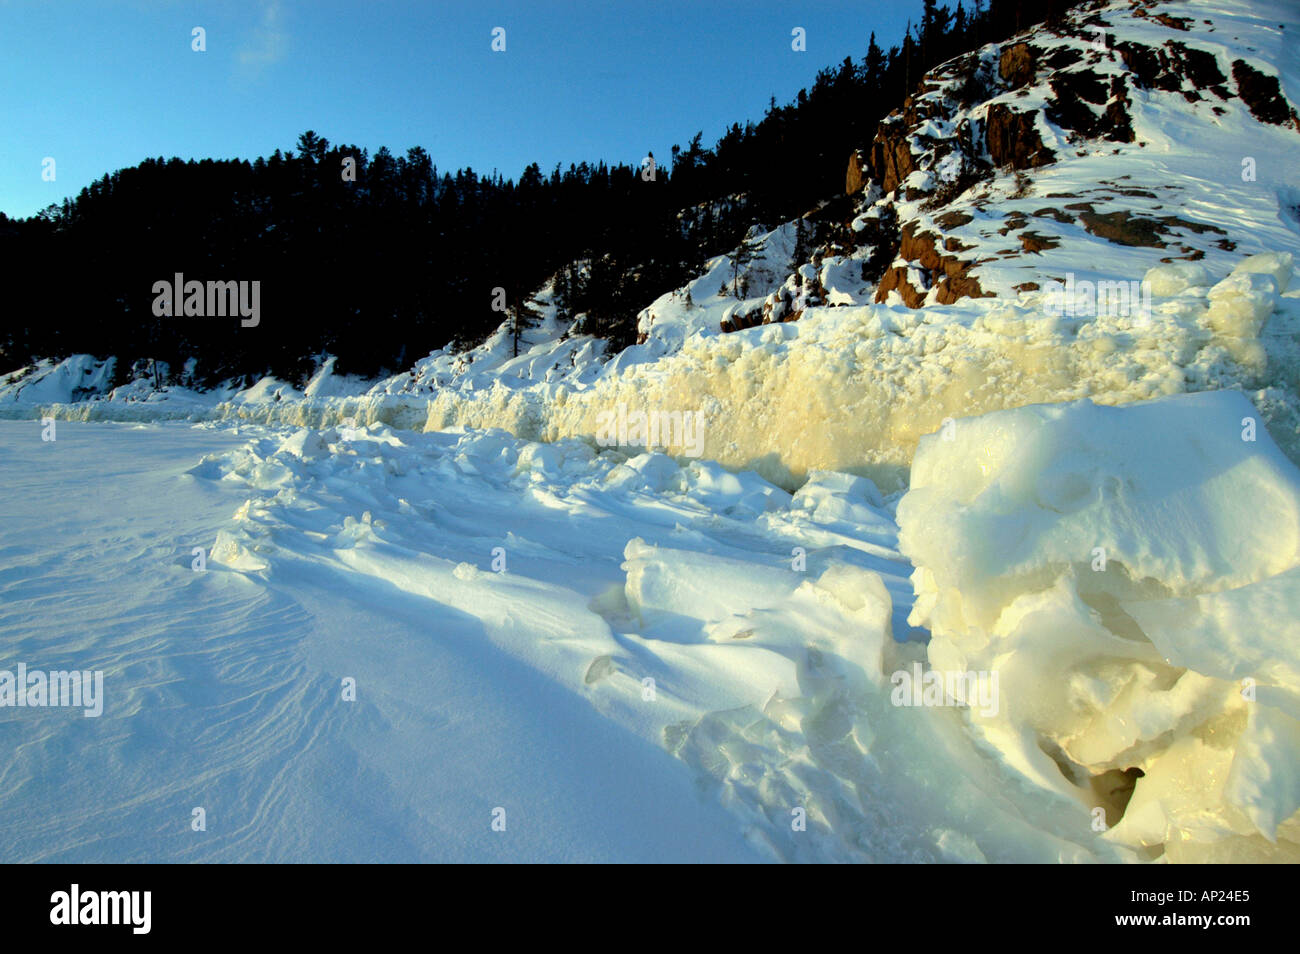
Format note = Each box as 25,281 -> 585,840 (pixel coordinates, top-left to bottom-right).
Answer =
6,252 -> 1299,493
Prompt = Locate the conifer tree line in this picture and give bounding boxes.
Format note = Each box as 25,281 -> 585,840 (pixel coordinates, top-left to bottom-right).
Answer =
0,0 -> 1078,387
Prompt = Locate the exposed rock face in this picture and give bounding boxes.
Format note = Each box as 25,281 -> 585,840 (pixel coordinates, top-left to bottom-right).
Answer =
874,223 -> 993,306
720,275 -> 825,334
1045,69 -> 1135,142
1117,38 -> 1231,101
845,149 -> 868,194
1077,209 -> 1168,247
986,104 -> 1056,169
869,117 -> 916,194
1151,12 -> 1191,31
1103,76 -> 1136,141
999,42 -> 1037,88
1173,43 -> 1228,92
1018,231 -> 1059,254
1232,60 -> 1300,128
719,307 -> 765,333
1042,46 -> 1085,72
875,265 -> 927,307
760,1 -> 1300,320
1074,207 -> 1227,248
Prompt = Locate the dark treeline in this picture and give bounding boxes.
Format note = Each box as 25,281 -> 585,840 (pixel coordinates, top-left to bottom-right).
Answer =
0,0 -> 1077,388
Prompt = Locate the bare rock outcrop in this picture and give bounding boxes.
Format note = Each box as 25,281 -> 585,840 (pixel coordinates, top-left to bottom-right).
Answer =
999,42 -> 1037,88
986,104 -> 1056,170
846,149 -> 869,194
874,223 -> 993,306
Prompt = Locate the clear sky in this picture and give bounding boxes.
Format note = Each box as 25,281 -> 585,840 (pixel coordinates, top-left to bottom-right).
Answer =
1,0 -> 927,219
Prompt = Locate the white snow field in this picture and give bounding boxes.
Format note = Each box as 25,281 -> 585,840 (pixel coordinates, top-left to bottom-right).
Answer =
0,421 -> 767,862
3,385 -> 1299,863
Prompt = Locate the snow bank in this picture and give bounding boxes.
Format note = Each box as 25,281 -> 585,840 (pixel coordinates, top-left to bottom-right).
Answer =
897,390 -> 1300,861
0,355 -> 116,405
517,256 -> 1300,491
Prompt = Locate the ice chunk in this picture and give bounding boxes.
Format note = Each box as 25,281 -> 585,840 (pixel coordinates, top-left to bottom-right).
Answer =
622,537 -> 801,627
1230,251 -> 1295,294
515,441 -> 564,479
626,452 -> 682,493
682,460 -> 792,514
279,428 -> 329,459
897,390 -> 1300,858
1206,271 -> 1279,338
796,469 -> 884,506
791,469 -> 888,526
1142,262 -> 1211,297
210,528 -> 270,572
900,391 -> 1300,622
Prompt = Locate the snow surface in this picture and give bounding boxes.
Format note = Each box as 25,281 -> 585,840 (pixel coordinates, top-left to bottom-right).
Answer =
5,386 -> 1300,862
0,421 -> 766,862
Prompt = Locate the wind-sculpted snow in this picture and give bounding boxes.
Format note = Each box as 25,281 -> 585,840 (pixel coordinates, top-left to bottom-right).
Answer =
189,419 -> 1136,862
197,394 -> 1300,861
6,392 -> 1298,861
898,390 -> 1300,862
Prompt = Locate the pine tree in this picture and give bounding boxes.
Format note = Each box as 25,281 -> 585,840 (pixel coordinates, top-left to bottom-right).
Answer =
903,21 -> 915,93
729,238 -> 752,299
730,228 -> 767,299
792,216 -> 811,268
921,0 -> 936,65
865,32 -> 886,82
507,294 -> 544,357
553,267 -> 571,322
296,130 -> 329,165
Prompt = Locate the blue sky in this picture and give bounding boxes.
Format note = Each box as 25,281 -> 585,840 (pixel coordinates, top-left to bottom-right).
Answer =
1,0 -> 926,219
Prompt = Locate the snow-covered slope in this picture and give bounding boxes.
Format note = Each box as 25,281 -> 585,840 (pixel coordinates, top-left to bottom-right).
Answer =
858,0 -> 1300,307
